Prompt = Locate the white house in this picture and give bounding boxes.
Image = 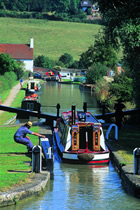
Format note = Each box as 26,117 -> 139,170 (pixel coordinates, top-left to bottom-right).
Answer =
0,38 -> 34,72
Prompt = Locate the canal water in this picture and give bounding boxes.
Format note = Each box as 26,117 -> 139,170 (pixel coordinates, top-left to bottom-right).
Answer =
5,82 -> 140,209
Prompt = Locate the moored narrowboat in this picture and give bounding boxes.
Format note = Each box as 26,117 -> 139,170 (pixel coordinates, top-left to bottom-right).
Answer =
53,104 -> 109,165
21,94 -> 41,112
26,80 -> 41,94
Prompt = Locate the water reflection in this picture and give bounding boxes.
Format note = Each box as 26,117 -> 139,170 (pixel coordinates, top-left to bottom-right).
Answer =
9,162 -> 139,210
40,82 -> 101,116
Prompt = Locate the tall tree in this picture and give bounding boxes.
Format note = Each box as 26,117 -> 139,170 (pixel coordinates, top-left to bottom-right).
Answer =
98,0 -> 140,106
79,32 -> 118,69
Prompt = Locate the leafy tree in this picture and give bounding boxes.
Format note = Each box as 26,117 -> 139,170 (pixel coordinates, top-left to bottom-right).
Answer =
97,0 -> 140,106
86,63 -> 108,84
109,73 -> 133,102
59,53 -> 73,67
0,53 -> 24,80
34,55 -> 53,68
0,0 -> 81,13
69,60 -> 79,69
79,32 -> 118,69
69,0 -> 80,15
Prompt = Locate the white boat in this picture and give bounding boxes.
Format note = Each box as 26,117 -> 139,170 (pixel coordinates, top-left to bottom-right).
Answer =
26,80 -> 41,93
53,105 -> 110,165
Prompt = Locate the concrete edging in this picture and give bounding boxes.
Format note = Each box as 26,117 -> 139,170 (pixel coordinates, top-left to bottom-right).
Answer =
106,141 -> 140,198
0,171 -> 50,207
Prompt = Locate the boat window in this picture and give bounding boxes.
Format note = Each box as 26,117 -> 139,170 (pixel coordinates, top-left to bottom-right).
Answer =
31,83 -> 35,89
27,103 -> 34,110
78,112 -> 86,122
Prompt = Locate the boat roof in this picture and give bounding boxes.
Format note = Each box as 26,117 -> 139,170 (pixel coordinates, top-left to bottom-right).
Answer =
28,80 -> 40,84
62,111 -> 99,124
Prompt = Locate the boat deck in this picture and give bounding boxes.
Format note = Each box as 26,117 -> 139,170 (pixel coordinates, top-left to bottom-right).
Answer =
62,111 -> 99,124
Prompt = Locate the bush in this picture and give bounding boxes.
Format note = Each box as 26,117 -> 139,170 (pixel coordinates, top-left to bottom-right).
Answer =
86,63 -> 108,84
0,71 -> 17,93
109,73 -> 133,102
4,72 -> 17,88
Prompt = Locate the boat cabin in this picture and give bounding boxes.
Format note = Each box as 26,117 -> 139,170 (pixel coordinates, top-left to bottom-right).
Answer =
26,80 -> 41,93
21,95 -> 41,112
57,111 -> 104,153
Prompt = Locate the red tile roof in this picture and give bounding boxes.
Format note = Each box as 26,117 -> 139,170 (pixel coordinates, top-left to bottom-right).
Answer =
0,43 -> 33,60
34,67 -> 49,72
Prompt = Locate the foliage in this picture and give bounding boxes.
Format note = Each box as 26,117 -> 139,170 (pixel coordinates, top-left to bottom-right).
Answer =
0,53 -> 24,79
95,77 -> 110,102
109,73 -> 133,102
86,63 -> 108,84
59,53 -> 73,68
34,55 -> 54,69
79,32 -> 118,69
97,0 -> 140,106
0,0 -> 81,13
69,60 -> 79,69
0,71 -> 18,93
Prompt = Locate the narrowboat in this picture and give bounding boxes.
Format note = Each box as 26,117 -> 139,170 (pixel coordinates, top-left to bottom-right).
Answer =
53,104 -> 109,165
26,80 -> 41,93
21,94 -> 41,112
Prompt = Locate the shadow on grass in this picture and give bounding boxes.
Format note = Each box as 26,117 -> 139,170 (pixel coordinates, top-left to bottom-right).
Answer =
7,170 -> 32,173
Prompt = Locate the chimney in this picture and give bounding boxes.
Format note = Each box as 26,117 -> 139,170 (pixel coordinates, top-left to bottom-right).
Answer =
30,38 -> 34,48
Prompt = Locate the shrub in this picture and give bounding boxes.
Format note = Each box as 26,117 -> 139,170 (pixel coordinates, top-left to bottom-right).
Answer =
86,63 -> 108,84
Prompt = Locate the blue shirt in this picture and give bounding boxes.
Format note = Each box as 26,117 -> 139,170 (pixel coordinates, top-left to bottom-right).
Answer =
14,126 -> 32,138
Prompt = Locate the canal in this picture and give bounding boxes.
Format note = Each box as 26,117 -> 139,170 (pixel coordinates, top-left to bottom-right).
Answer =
6,82 -> 140,209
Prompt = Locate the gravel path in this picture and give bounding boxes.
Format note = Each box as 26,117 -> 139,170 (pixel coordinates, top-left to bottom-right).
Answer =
0,82 -> 25,115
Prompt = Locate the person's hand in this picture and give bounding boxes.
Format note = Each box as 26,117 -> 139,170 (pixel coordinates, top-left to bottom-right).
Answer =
41,135 -> 46,138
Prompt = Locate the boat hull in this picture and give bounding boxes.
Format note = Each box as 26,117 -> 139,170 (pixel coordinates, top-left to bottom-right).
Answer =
62,150 -> 109,165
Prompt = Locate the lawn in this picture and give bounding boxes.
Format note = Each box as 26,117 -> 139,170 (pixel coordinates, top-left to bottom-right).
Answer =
0,80 -> 42,191
0,125 -> 39,191
0,17 -> 101,61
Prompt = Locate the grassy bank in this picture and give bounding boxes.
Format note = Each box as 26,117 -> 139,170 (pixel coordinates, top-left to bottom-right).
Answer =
0,17 -> 101,61
0,125 -> 39,191
0,83 -> 26,125
104,125 -> 140,163
0,81 -> 41,191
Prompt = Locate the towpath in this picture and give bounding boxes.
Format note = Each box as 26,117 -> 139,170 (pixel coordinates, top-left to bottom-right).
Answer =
0,81 -> 26,115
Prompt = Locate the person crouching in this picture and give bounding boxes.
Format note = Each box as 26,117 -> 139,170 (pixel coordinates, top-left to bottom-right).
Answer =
14,121 -> 45,152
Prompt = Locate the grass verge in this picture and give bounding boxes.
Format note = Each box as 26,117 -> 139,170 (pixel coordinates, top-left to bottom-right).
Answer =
0,83 -> 26,125
0,81 -> 40,191
103,125 -> 140,163
0,125 -> 39,191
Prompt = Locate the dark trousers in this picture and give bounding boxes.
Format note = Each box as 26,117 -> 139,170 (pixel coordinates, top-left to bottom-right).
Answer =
14,136 -> 33,150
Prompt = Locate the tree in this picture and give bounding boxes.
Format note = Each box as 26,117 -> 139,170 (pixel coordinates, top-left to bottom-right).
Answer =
34,55 -> 53,68
79,32 -> 118,69
59,53 -> 73,68
109,73 -> 133,102
0,53 -> 24,79
86,63 -> 108,84
97,0 -> 140,106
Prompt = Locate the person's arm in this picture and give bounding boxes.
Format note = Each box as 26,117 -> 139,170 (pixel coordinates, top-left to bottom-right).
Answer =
32,132 -> 46,138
